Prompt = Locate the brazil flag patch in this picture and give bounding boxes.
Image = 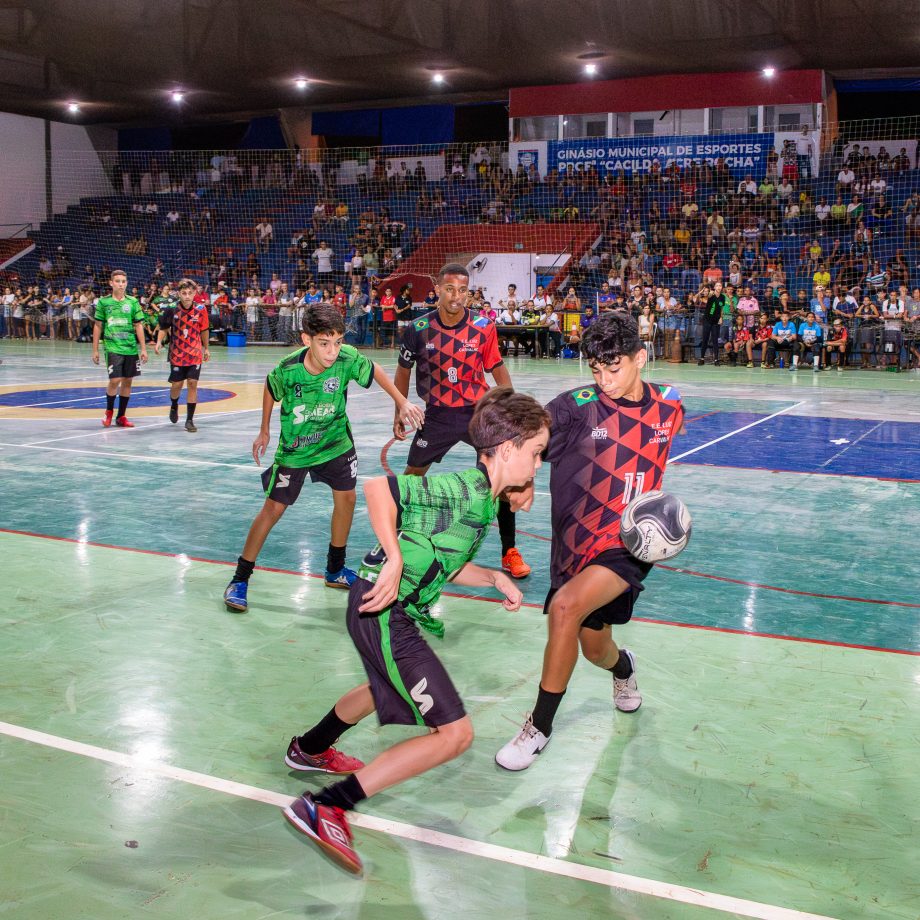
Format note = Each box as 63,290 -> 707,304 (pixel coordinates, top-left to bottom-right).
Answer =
572,387 -> 598,406
414,318 -> 429,331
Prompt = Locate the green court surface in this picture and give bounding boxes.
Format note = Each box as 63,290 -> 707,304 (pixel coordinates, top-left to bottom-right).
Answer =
1,340 -> 919,919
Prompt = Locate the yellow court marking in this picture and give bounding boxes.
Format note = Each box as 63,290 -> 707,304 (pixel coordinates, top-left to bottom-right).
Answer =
0,379 -> 264,419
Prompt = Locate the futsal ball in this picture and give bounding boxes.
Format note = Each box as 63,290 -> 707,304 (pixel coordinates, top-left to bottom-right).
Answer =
620,491 -> 692,562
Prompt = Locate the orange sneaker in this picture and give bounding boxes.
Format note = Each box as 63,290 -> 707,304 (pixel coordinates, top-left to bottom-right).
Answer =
502,548 -> 531,579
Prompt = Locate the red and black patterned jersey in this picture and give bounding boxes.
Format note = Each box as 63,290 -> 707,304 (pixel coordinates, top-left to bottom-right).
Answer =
731,326 -> 752,345
753,323 -> 773,343
159,306 -> 209,366
545,381 -> 684,587
398,308 -> 503,408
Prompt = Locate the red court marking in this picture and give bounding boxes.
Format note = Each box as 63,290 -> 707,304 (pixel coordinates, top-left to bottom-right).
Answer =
3,526 -> 918,656
500,524 -> 920,609
683,410 -> 722,423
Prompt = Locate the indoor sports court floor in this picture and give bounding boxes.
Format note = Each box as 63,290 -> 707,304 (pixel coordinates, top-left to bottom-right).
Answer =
1,341 -> 918,920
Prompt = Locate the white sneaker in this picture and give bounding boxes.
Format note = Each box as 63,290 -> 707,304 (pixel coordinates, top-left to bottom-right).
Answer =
495,714 -> 550,771
613,649 -> 642,712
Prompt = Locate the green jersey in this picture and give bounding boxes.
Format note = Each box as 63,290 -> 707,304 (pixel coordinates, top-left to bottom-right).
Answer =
94,295 -> 144,355
359,466 -> 499,636
266,345 -> 374,468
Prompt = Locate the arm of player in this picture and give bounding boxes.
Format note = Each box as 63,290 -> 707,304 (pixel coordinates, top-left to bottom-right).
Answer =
134,322 -> 148,363
155,325 -> 166,355
252,383 -> 277,465
491,364 -> 513,389
358,477 -> 403,613
391,364 -> 415,440
372,363 -> 424,433
92,321 -> 102,364
200,325 -> 210,362
450,562 -> 523,612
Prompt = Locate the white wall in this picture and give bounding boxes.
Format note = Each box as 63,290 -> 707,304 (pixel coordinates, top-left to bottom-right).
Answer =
0,112 -> 47,229
466,253 -> 534,302
0,112 -> 116,229
50,121 -> 116,213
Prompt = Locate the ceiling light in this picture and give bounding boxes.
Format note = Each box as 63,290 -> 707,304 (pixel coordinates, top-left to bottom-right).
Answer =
584,63 -> 597,76
294,78 -> 308,90
432,72 -> 444,84
762,67 -> 776,78
67,102 -> 80,114
171,91 -> 185,103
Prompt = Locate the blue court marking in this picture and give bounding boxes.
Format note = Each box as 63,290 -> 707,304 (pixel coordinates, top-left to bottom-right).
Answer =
675,412 -> 920,480
0,386 -> 236,410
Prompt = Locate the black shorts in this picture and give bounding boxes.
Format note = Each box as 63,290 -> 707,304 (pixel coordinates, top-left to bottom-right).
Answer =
406,404 -> 476,468
106,353 -> 141,379
261,449 -> 357,505
168,363 -> 202,382
546,548 -> 652,631
346,578 -> 465,728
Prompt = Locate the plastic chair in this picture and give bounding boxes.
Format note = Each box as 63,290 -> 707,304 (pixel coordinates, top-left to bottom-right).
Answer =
644,322 -> 658,363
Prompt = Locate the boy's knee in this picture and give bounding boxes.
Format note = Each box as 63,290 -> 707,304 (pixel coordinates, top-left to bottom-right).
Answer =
439,720 -> 474,758
547,592 -> 586,630
335,489 -> 357,507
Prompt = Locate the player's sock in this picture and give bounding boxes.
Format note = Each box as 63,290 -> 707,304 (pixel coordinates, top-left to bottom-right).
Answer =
186,402 -> 197,420
233,556 -> 255,583
171,397 -> 179,412
531,686 -> 565,737
327,543 -> 347,573
610,649 -> 634,679
106,393 -> 116,413
315,774 -> 366,812
116,395 -> 130,418
297,707 -> 356,755
497,502 -> 516,555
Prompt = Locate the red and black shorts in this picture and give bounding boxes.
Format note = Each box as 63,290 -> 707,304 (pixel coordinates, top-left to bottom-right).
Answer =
106,353 -> 141,380
261,449 -> 358,505
346,578 -> 465,728
545,548 -> 653,630
168,363 -> 202,382
406,404 -> 476,468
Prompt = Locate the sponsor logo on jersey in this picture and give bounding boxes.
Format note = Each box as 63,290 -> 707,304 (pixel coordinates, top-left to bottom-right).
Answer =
591,425 -> 607,440
425,342 -> 436,350
410,677 -> 434,715
323,376 -> 340,393
416,438 -> 428,448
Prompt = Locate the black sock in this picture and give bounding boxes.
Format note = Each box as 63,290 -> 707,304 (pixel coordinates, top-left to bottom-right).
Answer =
610,649 -> 633,679
327,543 -> 346,573
186,402 -> 197,420
497,501 -> 516,555
106,394 -> 116,412
297,706 -> 356,755
233,556 -> 255,583
315,774 -> 366,812
531,685 -> 565,737
170,397 -> 179,412
117,395 -> 129,418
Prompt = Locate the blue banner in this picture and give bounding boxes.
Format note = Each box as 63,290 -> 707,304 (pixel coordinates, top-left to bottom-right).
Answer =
548,133 -> 774,176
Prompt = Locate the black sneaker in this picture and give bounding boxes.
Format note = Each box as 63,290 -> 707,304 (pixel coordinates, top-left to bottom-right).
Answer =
185,419 -> 197,432
169,405 -> 178,424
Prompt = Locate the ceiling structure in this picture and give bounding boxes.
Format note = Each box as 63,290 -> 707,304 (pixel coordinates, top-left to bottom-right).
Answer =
0,0 -> 917,125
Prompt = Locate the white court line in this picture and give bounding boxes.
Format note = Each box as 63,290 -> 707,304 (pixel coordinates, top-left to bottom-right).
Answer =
668,401 -> 804,464
820,420 -> 886,469
0,442 -> 257,469
0,720 -> 837,920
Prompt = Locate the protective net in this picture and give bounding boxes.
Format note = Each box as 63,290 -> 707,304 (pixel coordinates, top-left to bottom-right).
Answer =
1,118 -> 918,365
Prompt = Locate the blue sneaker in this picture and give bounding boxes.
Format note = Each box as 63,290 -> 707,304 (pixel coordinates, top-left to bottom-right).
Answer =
324,566 -> 357,590
224,580 -> 249,612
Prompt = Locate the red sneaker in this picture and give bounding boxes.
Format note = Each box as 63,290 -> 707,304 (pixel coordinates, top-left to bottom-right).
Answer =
102,409 -> 113,427
502,548 -> 531,579
283,792 -> 362,874
285,737 -> 365,774
115,416 -> 135,428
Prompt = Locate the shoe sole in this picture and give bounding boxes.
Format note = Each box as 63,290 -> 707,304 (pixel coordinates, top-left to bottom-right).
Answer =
324,580 -> 352,590
501,565 -> 531,580
282,806 -> 362,874
185,426 -> 197,432
614,698 -> 643,713
495,735 -> 550,771
224,599 -> 248,612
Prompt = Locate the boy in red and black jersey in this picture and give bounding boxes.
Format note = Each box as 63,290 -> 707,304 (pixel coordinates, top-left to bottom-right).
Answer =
393,263 -> 531,582
155,278 -> 210,432
496,312 -> 684,771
